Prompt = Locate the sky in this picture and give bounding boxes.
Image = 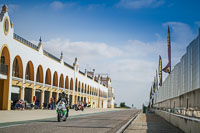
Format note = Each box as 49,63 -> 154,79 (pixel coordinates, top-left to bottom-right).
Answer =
1,0 -> 200,108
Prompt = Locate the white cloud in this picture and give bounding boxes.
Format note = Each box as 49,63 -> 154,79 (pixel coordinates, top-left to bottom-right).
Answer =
116,0 -> 164,9
34,21 -> 196,108
163,22 -> 196,65
50,1 -> 64,9
88,4 -> 105,10
108,59 -> 156,82
42,38 -> 123,67
50,1 -> 76,10
163,22 -> 195,46
39,37 -> 163,108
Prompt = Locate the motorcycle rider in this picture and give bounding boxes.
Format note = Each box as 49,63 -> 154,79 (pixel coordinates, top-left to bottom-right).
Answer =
56,92 -> 69,118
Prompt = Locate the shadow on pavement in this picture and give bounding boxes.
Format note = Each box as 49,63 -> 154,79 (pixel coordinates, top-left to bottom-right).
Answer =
145,113 -> 184,133
38,120 -> 58,123
58,125 -> 112,129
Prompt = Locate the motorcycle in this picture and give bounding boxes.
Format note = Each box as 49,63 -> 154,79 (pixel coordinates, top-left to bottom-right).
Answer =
56,101 -> 67,122
75,103 -> 84,111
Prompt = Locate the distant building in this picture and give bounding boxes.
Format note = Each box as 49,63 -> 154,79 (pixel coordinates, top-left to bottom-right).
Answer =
0,5 -> 115,110
100,75 -> 115,108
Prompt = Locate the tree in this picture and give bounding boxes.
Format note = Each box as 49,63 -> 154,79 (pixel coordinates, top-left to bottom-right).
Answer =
114,103 -> 117,108
120,102 -> 126,108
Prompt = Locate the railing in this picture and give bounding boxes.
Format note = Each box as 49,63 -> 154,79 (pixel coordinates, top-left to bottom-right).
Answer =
59,87 -> 64,90
155,107 -> 200,119
35,82 -> 43,86
52,85 -> 58,89
0,63 -> 8,75
79,70 -> 85,75
43,50 -> 60,62
45,84 -> 51,88
14,33 -> 38,50
64,62 -> 74,69
87,75 -> 93,79
12,76 -> 23,81
25,79 -> 34,84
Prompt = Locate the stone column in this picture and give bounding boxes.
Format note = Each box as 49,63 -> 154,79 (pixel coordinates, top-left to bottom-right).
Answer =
20,86 -> 23,100
40,89 -> 44,109
49,90 -> 52,103
31,88 -> 35,103
21,81 -> 25,100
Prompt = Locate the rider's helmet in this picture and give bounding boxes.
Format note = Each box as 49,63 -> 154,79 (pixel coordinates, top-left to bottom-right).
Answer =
61,91 -> 66,97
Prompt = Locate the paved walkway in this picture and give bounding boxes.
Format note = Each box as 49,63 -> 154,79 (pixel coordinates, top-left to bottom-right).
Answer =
0,108 -> 119,123
125,113 -> 184,133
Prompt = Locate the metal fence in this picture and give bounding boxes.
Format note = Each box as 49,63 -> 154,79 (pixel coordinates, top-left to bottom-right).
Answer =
14,33 -> 38,50
155,34 -> 200,103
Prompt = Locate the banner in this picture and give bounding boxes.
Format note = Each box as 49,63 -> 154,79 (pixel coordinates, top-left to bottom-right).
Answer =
159,55 -> 162,86
150,87 -> 152,99
153,77 -> 156,93
156,70 -> 158,90
163,26 -> 171,74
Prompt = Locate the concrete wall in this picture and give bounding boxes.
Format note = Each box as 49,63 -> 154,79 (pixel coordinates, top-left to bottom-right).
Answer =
154,29 -> 200,106
154,88 -> 200,110
155,110 -> 200,133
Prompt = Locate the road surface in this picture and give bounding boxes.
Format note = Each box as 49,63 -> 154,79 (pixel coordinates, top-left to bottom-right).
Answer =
0,109 -> 139,133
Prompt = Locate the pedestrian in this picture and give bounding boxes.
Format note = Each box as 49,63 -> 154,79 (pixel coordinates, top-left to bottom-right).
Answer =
51,97 -> 54,110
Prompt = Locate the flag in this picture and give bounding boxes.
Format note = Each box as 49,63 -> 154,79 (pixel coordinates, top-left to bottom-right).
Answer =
153,77 -> 156,93
156,69 -> 158,90
163,26 -> 171,74
159,55 -> 162,86
150,87 -> 152,99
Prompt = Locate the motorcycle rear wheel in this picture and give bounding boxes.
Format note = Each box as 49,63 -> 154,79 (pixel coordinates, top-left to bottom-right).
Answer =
57,113 -> 61,122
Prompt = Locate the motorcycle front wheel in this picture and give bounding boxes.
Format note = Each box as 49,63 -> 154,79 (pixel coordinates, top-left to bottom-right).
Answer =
57,112 -> 61,122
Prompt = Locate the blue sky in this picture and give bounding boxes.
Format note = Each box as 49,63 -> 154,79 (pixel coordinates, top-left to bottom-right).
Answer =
1,0 -> 200,108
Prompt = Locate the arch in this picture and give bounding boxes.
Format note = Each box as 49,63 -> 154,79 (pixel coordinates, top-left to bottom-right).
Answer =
85,84 -> 87,93
70,78 -> 73,90
59,74 -> 64,88
36,65 -> 43,83
53,71 -> 58,86
12,55 -> 23,78
87,85 -> 90,94
78,81 -> 81,92
45,68 -> 51,85
0,45 -> 10,110
65,76 -> 69,89
90,86 -> 92,95
25,61 -> 34,81
82,83 -> 84,93
92,88 -> 94,95
75,78 -> 78,91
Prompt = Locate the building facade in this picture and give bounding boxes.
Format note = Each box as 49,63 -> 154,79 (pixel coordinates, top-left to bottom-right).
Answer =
0,5 -> 115,110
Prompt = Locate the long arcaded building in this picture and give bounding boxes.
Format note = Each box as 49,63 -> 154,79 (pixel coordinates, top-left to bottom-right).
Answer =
0,5 -> 115,110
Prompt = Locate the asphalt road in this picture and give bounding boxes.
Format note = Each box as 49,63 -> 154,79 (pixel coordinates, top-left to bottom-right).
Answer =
0,109 -> 139,133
